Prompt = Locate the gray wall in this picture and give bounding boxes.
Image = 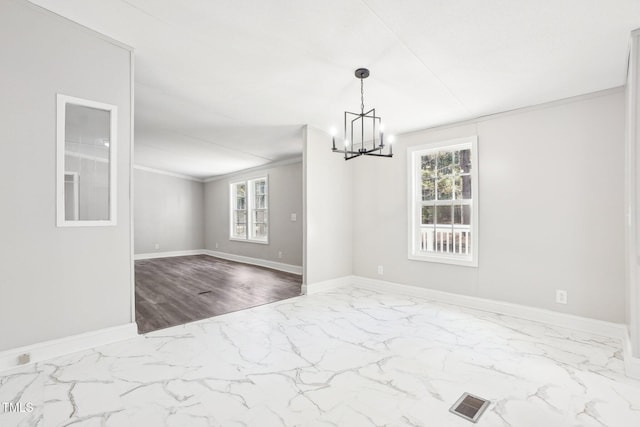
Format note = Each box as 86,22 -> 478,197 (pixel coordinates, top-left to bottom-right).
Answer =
0,0 -> 133,350
352,90 -> 625,323
304,126 -> 353,284
134,169 -> 205,254
204,161 -> 303,267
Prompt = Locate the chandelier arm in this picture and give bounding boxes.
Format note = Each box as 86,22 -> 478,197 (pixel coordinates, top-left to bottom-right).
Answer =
363,153 -> 393,158
360,146 -> 385,155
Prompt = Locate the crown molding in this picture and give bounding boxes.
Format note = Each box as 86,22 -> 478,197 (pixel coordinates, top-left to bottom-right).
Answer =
204,156 -> 303,183
133,165 -> 205,182
25,0 -> 134,51
400,86 -> 625,139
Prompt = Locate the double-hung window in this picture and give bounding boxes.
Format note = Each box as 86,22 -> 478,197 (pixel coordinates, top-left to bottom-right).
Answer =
408,136 -> 478,266
230,176 -> 269,243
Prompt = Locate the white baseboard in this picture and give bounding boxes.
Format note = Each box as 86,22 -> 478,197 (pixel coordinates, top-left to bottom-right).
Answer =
306,275 -> 355,294
333,275 -> 640,378
0,323 -> 138,372
350,276 -> 626,339
623,331 -> 640,379
135,250 -> 303,275
203,250 -> 303,275
134,249 -> 204,260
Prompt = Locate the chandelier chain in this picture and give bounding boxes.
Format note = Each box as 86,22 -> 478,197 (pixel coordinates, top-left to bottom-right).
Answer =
360,78 -> 364,114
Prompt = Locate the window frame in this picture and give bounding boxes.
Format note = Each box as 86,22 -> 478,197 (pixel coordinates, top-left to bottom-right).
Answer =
407,136 -> 478,267
229,175 -> 269,244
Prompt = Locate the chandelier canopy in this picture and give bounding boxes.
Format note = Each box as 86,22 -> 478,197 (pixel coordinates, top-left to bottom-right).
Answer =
332,68 -> 394,160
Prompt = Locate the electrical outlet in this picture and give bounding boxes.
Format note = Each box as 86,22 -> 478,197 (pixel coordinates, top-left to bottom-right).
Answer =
17,353 -> 30,365
377,265 -> 384,275
154,243 -> 160,250
278,251 -> 283,259
215,242 -> 219,249
556,289 -> 568,304
290,213 -> 297,221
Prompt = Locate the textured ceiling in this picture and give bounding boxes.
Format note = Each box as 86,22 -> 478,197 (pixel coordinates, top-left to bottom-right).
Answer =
29,0 -> 640,178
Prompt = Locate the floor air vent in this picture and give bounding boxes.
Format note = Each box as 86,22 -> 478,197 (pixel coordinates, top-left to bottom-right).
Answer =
449,393 -> 490,423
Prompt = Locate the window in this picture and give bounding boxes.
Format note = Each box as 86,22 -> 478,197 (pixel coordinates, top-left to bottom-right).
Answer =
231,182 -> 247,239
408,136 -> 478,266
230,176 -> 268,243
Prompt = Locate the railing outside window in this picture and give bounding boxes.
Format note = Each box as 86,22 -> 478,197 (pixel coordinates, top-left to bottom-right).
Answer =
420,225 -> 471,255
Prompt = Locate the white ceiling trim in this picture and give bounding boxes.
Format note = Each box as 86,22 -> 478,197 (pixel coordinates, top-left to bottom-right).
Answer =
134,155 -> 304,184
133,164 -> 204,182
203,156 -> 303,183
25,0 -> 134,52
134,110 -> 277,163
399,86 -> 625,138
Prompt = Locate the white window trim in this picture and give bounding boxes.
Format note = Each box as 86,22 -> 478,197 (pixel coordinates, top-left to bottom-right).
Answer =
56,94 -> 118,227
229,175 -> 269,244
407,136 -> 478,267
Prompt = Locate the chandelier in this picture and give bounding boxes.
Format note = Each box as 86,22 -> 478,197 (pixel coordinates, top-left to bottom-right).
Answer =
331,68 -> 394,160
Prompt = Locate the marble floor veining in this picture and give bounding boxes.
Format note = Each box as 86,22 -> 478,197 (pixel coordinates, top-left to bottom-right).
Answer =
2,286 -> 640,426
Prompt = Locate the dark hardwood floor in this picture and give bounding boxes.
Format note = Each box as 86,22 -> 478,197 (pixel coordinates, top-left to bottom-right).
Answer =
135,255 -> 302,334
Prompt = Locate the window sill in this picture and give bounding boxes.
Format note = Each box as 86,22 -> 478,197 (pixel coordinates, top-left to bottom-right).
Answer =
57,219 -> 117,227
229,237 -> 269,245
408,252 -> 477,267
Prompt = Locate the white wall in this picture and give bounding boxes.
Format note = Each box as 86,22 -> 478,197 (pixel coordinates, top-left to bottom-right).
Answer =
204,160 -> 303,267
626,29 -> 640,355
0,1 -> 133,350
134,168 -> 205,254
304,126 -> 353,285
352,90 -> 625,323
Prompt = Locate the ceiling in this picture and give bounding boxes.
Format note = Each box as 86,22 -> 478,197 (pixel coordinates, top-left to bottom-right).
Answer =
29,0 -> 640,179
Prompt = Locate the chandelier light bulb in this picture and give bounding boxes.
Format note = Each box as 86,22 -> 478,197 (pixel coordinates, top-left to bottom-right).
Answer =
330,126 -> 337,136
344,139 -> 350,148
379,123 -> 385,132
388,135 -> 396,144
330,127 -> 337,151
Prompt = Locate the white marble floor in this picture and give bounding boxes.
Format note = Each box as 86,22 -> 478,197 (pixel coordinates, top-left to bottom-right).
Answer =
2,286 -> 640,427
